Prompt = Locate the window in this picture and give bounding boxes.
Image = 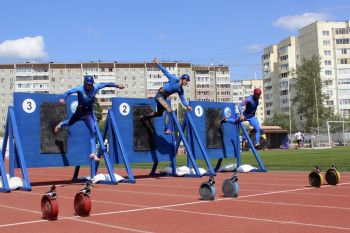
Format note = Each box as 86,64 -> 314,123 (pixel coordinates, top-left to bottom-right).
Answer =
338,68 -> 350,75
324,60 -> 332,66
262,54 -> 270,60
341,48 -> 349,54
324,50 -> 331,56
322,31 -> 330,36
326,100 -> 334,105
338,79 -> 350,85
323,40 -> 330,46
340,59 -> 348,64
278,46 -> 288,54
336,39 -> 350,44
338,89 -> 350,95
325,70 -> 332,75
279,64 -> 288,70
280,90 -> 288,96
280,72 -> 289,78
280,55 -> 288,61
340,99 -> 350,105
335,28 -> 349,34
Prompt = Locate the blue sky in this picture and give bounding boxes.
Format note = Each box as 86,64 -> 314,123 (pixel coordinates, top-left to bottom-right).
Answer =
0,0 -> 349,80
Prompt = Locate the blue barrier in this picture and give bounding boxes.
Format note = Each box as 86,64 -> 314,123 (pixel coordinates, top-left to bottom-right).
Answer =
185,101 -> 266,172
184,101 -> 240,172
104,98 -> 212,180
0,93 -> 117,193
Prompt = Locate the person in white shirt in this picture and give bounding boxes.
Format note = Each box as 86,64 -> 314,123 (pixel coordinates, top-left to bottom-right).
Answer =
294,130 -> 303,149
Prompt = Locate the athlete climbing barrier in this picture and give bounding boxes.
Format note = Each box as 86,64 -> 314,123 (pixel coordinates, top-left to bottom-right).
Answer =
0,93 -> 117,193
103,97 -> 216,179
185,101 -> 266,172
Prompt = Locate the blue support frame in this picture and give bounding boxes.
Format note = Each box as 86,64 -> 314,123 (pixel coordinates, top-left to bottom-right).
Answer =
0,107 -> 32,192
239,122 -> 267,172
104,111 -> 135,183
172,112 -> 203,177
0,115 -> 11,192
178,112 -> 216,176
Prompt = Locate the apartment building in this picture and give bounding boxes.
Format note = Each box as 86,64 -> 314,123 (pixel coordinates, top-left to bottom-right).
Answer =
0,61 -> 231,132
193,65 -> 231,102
230,79 -> 264,124
298,21 -> 350,116
263,21 -> 350,126
262,37 -> 297,121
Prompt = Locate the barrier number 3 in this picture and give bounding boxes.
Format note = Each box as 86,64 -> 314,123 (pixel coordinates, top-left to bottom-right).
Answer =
119,103 -> 130,116
22,99 -> 36,113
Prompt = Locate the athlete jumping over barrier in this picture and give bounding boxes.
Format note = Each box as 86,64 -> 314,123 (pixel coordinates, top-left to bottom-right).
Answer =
141,59 -> 192,134
54,75 -> 124,161
222,88 -> 262,150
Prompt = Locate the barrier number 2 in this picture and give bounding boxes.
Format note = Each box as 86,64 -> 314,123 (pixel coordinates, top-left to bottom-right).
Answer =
22,99 -> 36,113
119,103 -> 130,116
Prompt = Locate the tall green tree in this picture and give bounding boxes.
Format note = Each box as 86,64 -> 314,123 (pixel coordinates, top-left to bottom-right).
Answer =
292,55 -> 333,132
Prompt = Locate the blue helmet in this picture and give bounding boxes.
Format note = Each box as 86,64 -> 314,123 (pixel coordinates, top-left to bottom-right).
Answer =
84,75 -> 94,84
180,74 -> 190,81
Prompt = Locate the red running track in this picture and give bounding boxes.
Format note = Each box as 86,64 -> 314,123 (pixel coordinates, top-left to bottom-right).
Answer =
0,168 -> 349,233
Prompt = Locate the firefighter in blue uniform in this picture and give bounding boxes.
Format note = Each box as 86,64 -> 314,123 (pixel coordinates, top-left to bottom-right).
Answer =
142,59 -> 192,134
222,88 -> 262,149
54,75 -> 124,161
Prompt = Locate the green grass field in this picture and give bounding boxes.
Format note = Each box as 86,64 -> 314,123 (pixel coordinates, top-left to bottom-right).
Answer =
239,146 -> 350,171
112,146 -> 350,172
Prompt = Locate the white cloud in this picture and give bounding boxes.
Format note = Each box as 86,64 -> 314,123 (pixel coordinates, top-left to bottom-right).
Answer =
273,12 -> 330,31
0,36 -> 47,59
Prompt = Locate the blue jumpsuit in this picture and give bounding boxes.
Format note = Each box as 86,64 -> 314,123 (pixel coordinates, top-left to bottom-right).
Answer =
145,63 -> 189,130
227,95 -> 261,145
59,83 -> 119,154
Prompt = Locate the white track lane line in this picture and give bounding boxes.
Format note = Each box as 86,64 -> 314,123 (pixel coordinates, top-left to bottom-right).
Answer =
162,208 -> 350,231
1,179 -> 349,230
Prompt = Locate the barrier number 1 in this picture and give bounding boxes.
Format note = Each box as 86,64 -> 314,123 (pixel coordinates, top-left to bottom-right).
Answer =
119,103 -> 130,116
22,99 -> 36,113
195,105 -> 203,117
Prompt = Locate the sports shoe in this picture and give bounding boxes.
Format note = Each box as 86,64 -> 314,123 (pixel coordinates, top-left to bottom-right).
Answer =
164,128 -> 173,134
89,153 -> 100,161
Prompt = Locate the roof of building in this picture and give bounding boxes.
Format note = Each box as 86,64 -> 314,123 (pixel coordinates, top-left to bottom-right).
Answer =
251,126 -> 288,134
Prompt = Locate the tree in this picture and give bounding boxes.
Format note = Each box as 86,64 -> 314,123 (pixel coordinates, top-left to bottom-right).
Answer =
292,55 -> 333,132
263,111 -> 295,131
94,97 -> 103,122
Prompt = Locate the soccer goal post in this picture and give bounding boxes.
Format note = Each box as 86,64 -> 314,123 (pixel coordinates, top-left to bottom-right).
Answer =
327,121 -> 350,147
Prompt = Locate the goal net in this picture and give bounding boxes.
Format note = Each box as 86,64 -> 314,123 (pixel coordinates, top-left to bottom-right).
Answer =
327,121 -> 350,147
